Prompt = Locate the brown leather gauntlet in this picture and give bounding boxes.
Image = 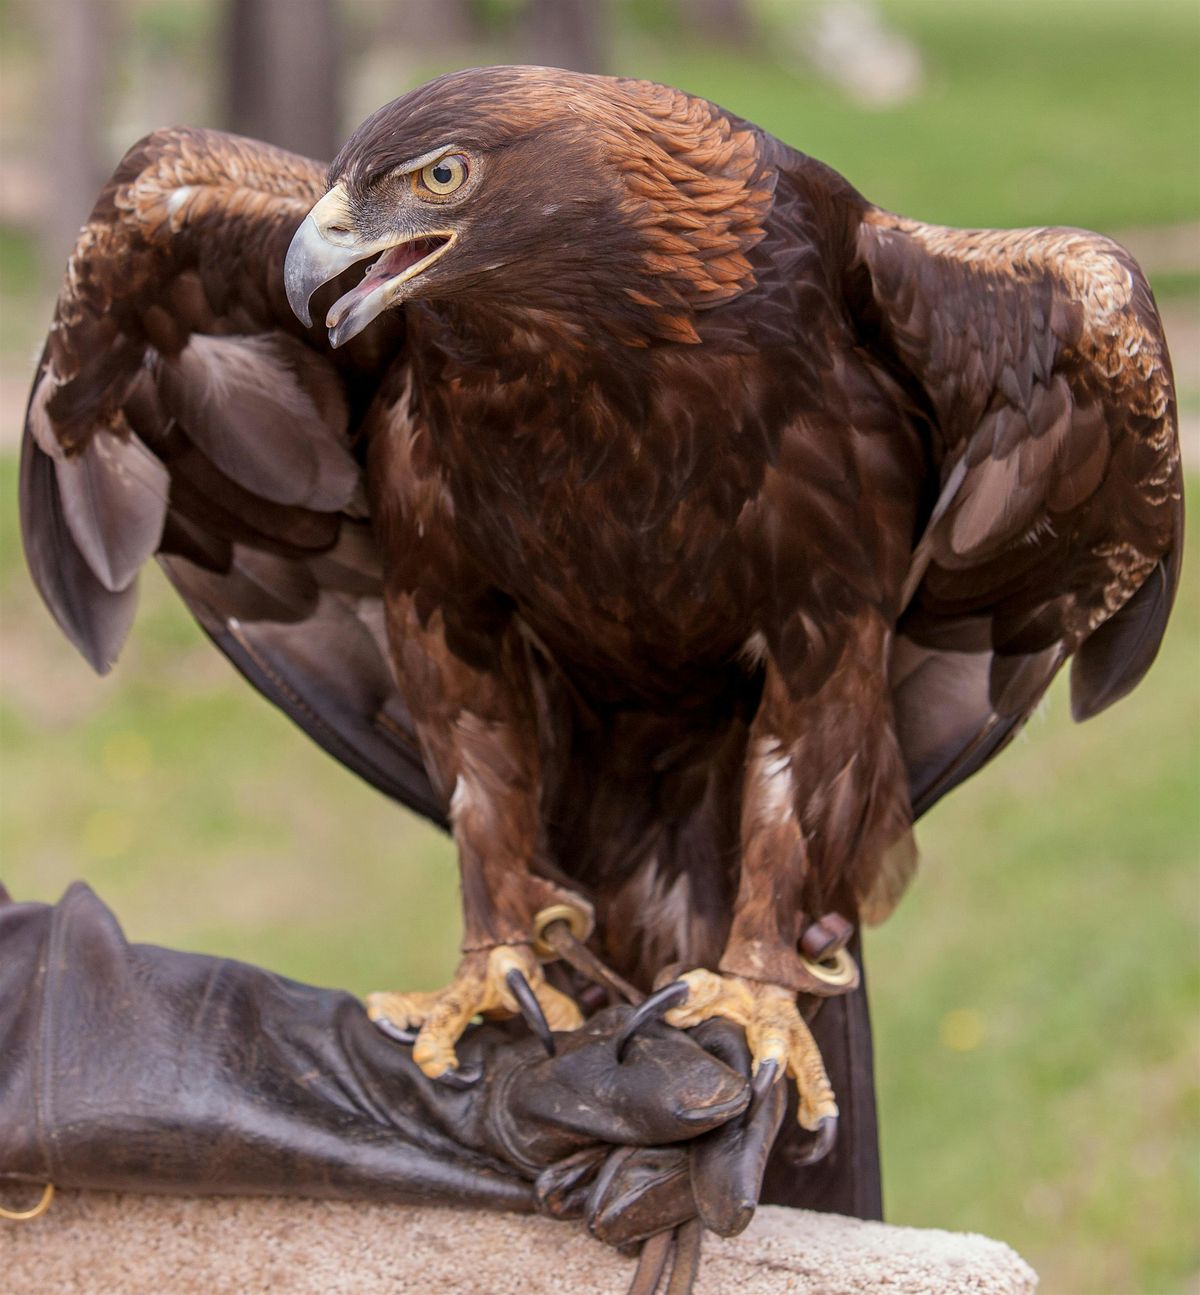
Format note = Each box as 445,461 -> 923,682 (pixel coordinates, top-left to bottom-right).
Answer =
0,882 -> 751,1229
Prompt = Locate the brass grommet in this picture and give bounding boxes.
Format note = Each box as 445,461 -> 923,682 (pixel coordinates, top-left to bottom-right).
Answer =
0,1182 -> 54,1222
532,903 -> 592,959
800,947 -> 858,989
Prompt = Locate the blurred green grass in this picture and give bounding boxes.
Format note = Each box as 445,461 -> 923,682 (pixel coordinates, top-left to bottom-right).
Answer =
1,1 -> 1198,1291
612,0 -> 1197,232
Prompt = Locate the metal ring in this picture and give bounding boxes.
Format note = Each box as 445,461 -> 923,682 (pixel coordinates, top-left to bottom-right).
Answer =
799,946 -> 858,989
0,1182 -> 55,1222
532,903 -> 592,959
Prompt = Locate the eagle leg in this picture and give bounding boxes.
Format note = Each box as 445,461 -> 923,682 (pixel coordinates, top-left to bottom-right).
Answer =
366,944 -> 583,1081
662,970 -> 838,1139
689,623 -> 896,1153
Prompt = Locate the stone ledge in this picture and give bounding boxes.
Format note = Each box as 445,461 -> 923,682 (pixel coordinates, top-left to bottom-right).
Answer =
5,1189 -> 1038,1294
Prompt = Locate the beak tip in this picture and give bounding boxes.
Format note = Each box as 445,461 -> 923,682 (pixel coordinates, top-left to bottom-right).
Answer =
284,211 -> 335,330
326,315 -> 355,349
283,267 -> 315,328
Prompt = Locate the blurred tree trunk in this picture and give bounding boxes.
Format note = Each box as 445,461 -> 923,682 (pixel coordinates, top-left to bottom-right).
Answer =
40,0 -> 113,270
225,0 -> 342,161
685,0 -> 756,46
373,0 -> 479,48
518,0 -> 608,74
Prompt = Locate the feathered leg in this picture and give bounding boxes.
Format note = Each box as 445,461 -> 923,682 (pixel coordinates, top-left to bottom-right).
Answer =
363,580 -> 590,1080
664,617 -> 912,1149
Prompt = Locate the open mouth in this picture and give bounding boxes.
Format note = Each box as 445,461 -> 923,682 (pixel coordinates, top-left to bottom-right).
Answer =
325,233 -> 456,341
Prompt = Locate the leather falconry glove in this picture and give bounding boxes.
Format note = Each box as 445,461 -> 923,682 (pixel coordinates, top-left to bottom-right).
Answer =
0,883 -> 759,1241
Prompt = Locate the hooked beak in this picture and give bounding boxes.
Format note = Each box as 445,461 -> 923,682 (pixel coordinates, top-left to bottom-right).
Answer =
284,183 -> 456,348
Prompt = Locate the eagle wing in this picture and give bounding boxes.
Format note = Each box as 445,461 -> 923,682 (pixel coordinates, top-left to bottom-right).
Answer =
20,127 -> 445,826
854,214 -> 1183,824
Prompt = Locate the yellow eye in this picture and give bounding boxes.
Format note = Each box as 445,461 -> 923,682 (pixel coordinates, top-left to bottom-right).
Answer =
417,154 -> 469,197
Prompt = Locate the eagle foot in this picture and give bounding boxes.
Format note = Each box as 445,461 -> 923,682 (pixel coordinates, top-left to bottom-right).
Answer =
662,969 -> 839,1141
365,944 -> 583,1081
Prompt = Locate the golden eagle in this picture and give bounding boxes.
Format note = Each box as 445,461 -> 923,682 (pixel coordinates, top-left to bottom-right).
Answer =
21,67 -> 1182,1150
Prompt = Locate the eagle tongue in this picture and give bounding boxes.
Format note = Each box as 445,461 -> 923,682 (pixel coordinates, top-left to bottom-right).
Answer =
327,240 -> 437,322
325,236 -> 448,345
365,238 -> 439,282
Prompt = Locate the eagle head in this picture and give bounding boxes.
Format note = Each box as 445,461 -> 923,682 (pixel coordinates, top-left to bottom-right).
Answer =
285,65 -> 775,348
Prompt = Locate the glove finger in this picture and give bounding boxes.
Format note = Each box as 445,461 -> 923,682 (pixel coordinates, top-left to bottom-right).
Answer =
585,1145 -> 694,1247
514,1011 -> 750,1151
600,1020 -> 751,1141
689,1057 -> 787,1236
689,1018 -> 753,1076
534,1145 -> 610,1219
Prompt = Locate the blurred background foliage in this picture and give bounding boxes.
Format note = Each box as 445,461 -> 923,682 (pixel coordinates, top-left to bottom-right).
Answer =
0,2 -> 1197,1291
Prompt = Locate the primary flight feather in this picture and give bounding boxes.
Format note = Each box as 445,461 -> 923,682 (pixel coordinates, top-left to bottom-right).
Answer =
21,66 -> 1182,1162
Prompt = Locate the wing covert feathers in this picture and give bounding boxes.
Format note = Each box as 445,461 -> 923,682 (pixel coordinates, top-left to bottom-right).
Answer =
19,127 -> 441,823
857,213 -> 1182,820
155,333 -> 359,510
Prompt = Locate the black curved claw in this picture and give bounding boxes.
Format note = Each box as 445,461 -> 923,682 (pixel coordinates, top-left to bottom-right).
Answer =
372,1014 -> 483,1086
793,1113 -> 838,1166
751,1057 -> 781,1110
434,1061 -> 484,1089
614,979 -> 690,1062
371,1016 -> 419,1046
505,967 -> 556,1057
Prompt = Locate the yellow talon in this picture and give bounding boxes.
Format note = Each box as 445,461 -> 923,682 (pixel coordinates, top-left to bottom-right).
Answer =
366,944 -> 583,1078
664,969 -> 838,1131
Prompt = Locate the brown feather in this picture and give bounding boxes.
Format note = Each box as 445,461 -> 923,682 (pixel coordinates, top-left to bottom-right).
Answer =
19,75 -> 1184,998
155,333 -> 358,510
19,435 -> 139,673
54,423 -> 169,593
